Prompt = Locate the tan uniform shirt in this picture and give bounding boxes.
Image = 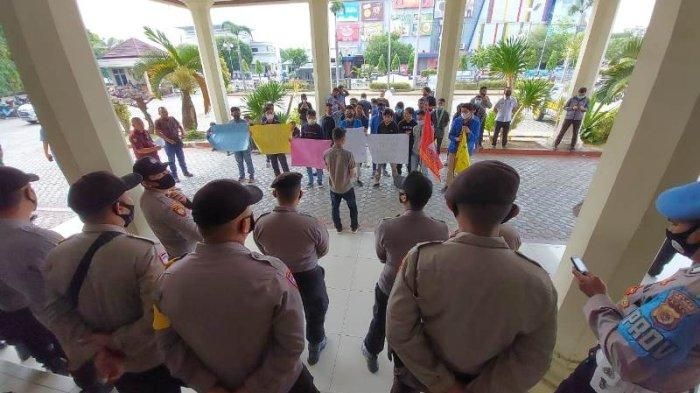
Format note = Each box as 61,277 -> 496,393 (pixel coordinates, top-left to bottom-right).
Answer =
375,210 -> 449,295
253,206 -> 329,273
324,145 -> 356,194
155,242 -> 305,393
42,224 -> 168,372
140,189 -> 201,258
387,232 -> 558,393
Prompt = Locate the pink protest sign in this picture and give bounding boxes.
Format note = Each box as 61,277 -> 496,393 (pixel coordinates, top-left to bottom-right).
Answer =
291,139 -> 332,169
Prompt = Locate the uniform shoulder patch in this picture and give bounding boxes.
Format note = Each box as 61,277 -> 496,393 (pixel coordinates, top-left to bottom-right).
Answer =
170,202 -> 186,217
515,251 -> 544,269
165,254 -> 187,269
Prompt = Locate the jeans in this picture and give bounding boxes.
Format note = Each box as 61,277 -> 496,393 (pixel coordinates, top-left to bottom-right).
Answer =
363,284 -> 389,356
492,121 -> 511,147
234,148 -> 254,179
267,154 -> 289,176
306,168 -> 324,185
330,189 -> 358,231
164,142 -> 189,178
555,119 -> 582,150
294,266 -> 329,345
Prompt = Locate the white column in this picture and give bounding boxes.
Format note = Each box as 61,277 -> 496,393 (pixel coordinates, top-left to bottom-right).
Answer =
435,0 -> 467,112
0,0 -> 152,236
534,1 -> 700,390
184,0 -> 229,124
308,0 -> 332,111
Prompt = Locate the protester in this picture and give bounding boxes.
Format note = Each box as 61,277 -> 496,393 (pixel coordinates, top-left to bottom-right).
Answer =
493,88 -> 518,148
323,128 -> 359,233
337,84 -> 350,106
398,107 -> 417,175
297,94 -> 313,126
387,161 -> 557,393
393,101 -> 405,124
229,107 -> 255,183
374,109 -> 401,187
556,180 -> 700,393
261,104 -> 290,177
155,107 -> 192,182
326,87 -> 344,115
300,110 -> 327,188
128,117 -> 161,161
321,103 -> 336,140
338,106 -> 362,129
554,87 -> 589,151
358,93 -> 372,115
369,101 -> 387,135
432,98 -> 451,152
470,86 -> 493,148
410,110 -> 428,174
445,103 -> 480,188
421,87 -> 436,107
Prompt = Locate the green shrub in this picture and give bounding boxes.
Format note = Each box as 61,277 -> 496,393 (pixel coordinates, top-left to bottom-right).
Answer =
390,82 -> 411,91
283,80 -> 310,91
184,129 -> 204,141
420,68 -> 437,77
582,107 -> 617,145
455,80 -> 507,90
369,82 -> 388,90
241,81 -> 288,123
112,101 -> 131,133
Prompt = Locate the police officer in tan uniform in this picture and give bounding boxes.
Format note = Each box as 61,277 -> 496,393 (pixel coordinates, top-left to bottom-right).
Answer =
254,172 -> 330,365
133,156 -> 201,258
154,179 -> 319,393
361,172 -> 450,373
387,161 -> 558,393
42,171 -> 181,392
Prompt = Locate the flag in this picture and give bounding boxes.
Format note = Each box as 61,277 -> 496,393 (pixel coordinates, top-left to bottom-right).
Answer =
455,131 -> 471,174
419,109 -> 443,179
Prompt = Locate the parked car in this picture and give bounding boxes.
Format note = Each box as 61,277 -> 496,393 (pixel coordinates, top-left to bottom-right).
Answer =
17,103 -> 38,124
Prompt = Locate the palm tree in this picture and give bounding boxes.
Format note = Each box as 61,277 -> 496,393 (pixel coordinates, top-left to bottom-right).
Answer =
330,1 -> 345,84
488,37 -> 528,88
135,27 -> 211,131
254,60 -> 265,79
222,21 -> 252,90
595,36 -> 643,103
514,78 -> 552,119
569,0 -> 594,32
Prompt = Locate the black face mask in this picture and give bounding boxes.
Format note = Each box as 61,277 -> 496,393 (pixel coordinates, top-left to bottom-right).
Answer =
155,174 -> 176,190
116,203 -> 135,228
666,224 -> 700,257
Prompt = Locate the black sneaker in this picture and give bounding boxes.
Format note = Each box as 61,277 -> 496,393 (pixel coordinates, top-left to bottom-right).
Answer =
361,344 -> 379,373
336,227 -> 343,233
351,227 -> 359,234
183,172 -> 194,177
356,180 -> 364,187
308,336 -> 327,365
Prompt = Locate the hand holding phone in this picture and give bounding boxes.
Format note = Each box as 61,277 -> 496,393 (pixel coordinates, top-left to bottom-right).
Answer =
570,256 -> 588,274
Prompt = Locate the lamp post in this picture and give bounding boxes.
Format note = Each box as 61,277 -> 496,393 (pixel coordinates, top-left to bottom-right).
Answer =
411,0 -> 424,89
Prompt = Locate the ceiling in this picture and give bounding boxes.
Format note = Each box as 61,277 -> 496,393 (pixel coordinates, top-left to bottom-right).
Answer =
152,0 -> 305,7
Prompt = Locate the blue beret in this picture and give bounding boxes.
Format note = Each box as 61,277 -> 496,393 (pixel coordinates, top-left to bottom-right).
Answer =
655,181 -> 700,221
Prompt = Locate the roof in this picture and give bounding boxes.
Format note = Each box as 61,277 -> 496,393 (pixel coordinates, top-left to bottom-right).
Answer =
101,38 -> 163,59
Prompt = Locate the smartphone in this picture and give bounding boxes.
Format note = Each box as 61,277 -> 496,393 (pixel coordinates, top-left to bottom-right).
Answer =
571,256 -> 588,274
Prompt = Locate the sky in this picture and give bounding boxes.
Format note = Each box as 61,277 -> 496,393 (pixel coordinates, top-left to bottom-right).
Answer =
76,0 -> 656,50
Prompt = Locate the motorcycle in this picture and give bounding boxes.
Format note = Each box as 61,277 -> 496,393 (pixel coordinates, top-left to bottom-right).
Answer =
0,102 -> 17,119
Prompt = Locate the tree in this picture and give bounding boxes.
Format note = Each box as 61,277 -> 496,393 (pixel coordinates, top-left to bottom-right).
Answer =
330,1 -> 345,82
523,21 -> 576,70
86,30 -> 123,58
569,0 -> 594,32
0,26 -> 22,96
605,30 -> 644,62
216,37 -> 253,74
241,59 -> 250,74
254,59 -> 264,78
391,54 -> 400,72
364,33 -> 414,74
109,85 -> 156,131
470,46 -> 493,73
596,36 -> 643,103
459,54 -> 470,71
135,27 -> 212,131
546,51 -> 560,71
280,48 -> 309,72
376,54 -> 387,74
488,37 -> 528,88
221,21 -> 252,91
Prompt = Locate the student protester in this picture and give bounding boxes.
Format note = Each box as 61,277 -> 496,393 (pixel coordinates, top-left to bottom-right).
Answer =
398,107 -> 417,175
362,172 -> 449,373
297,94 -> 313,126
358,93 -> 372,115
129,117 -> 161,161
556,180 -> 700,393
323,128 -> 359,233
387,161 -> 557,393
337,84 -> 350,106
349,97 -> 359,108
227,107 -> 256,183
493,88 -> 519,148
254,172 -> 330,365
300,110 -> 327,188
326,87 -> 345,115
393,102 -> 405,124
261,104 -> 290,176
432,98 -> 451,152
445,103 -> 480,189
369,101 -> 387,135
355,104 -> 369,131
321,103 -> 336,140
374,109 -> 401,187
338,106 -> 362,129
554,87 -> 589,151
410,110 -> 428,174
155,107 -> 193,182
470,86 -> 493,148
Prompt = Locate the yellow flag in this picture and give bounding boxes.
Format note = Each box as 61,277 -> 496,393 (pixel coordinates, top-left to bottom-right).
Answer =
152,305 -> 171,330
250,124 -> 292,154
454,131 -> 471,174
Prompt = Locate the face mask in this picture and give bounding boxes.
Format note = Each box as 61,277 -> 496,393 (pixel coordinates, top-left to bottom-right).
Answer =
578,94 -> 586,99
505,93 -> 512,98
116,202 -> 135,227
308,119 -> 317,125
666,224 -> 700,257
461,113 -> 470,119
155,174 -> 176,190
266,114 -> 274,120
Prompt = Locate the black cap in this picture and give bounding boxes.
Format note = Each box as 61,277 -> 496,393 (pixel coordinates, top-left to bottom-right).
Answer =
0,167 -> 39,202
271,172 -> 303,190
133,156 -> 169,178
68,171 -> 143,217
445,161 -> 520,206
192,180 -> 263,227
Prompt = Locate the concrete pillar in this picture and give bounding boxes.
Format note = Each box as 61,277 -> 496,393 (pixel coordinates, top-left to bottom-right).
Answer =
0,0 -> 152,236
566,0 -> 620,96
435,0 -> 467,112
184,0 -> 229,124
308,0 -> 332,111
534,0 -> 700,390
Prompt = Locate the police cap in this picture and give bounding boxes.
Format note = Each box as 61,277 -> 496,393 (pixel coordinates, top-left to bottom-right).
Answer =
133,156 -> 169,178
192,180 -> 263,227
655,181 -> 700,221
445,160 -> 519,205
68,171 -> 143,217
0,167 -> 39,203
270,172 -> 303,190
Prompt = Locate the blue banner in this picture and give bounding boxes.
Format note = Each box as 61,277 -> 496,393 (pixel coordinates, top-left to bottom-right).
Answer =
336,2 -> 360,21
209,122 -> 250,152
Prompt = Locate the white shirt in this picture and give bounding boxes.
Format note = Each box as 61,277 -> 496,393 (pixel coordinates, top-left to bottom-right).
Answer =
494,97 -> 518,122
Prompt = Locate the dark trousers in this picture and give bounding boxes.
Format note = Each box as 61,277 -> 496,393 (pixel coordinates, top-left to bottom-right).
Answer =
391,354 -> 475,393
330,189 -> 358,231
289,365 -> 320,393
267,153 -> 289,176
294,266 -> 329,345
0,308 -> 68,375
555,119 -> 582,150
554,353 -> 597,393
492,121 -> 511,147
164,142 -> 189,178
477,115 -> 486,147
435,136 -> 443,152
363,284 -> 389,356
648,238 -> 677,276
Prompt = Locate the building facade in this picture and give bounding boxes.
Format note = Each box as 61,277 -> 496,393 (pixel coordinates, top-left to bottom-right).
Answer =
97,38 -> 163,88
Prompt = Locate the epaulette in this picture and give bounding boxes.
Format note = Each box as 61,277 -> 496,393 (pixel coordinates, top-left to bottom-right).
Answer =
258,212 -> 272,220
124,233 -> 156,245
515,251 -> 544,270
165,253 -> 187,269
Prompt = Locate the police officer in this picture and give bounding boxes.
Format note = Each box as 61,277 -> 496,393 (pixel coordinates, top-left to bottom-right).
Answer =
154,179 -> 319,393
361,172 -> 450,374
133,156 -> 201,258
42,171 -> 181,392
386,161 -> 558,393
254,172 -> 330,365
556,180 -> 700,393
0,167 -> 68,375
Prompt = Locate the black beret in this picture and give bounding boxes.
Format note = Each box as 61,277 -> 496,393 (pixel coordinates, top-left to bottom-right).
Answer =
192,180 -> 263,227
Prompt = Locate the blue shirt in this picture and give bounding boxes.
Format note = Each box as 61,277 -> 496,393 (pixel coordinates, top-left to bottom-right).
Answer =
448,116 -> 481,155
339,118 -> 362,129
370,111 -> 382,134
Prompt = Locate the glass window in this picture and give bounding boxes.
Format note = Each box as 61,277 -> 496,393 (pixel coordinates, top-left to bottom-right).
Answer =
112,68 -> 128,86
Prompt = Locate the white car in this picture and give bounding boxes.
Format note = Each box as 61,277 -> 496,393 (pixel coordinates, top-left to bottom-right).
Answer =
17,103 -> 38,124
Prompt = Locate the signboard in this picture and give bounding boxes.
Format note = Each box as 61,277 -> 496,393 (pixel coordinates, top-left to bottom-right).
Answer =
208,122 -> 250,152
291,139 -> 331,169
336,1 -> 360,22
344,128 -> 368,163
390,14 -> 411,37
336,22 -> 361,42
361,22 -> 384,41
250,124 -> 292,154
368,134 -> 409,164
392,0 -> 434,9
361,1 -> 384,21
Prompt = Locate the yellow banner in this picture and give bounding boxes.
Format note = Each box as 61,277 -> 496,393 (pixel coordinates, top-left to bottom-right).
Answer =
250,124 -> 292,154
455,131 -> 471,174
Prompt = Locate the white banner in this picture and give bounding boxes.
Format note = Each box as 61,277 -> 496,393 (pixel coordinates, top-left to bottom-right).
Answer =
344,127 -> 368,163
368,134 -> 409,164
